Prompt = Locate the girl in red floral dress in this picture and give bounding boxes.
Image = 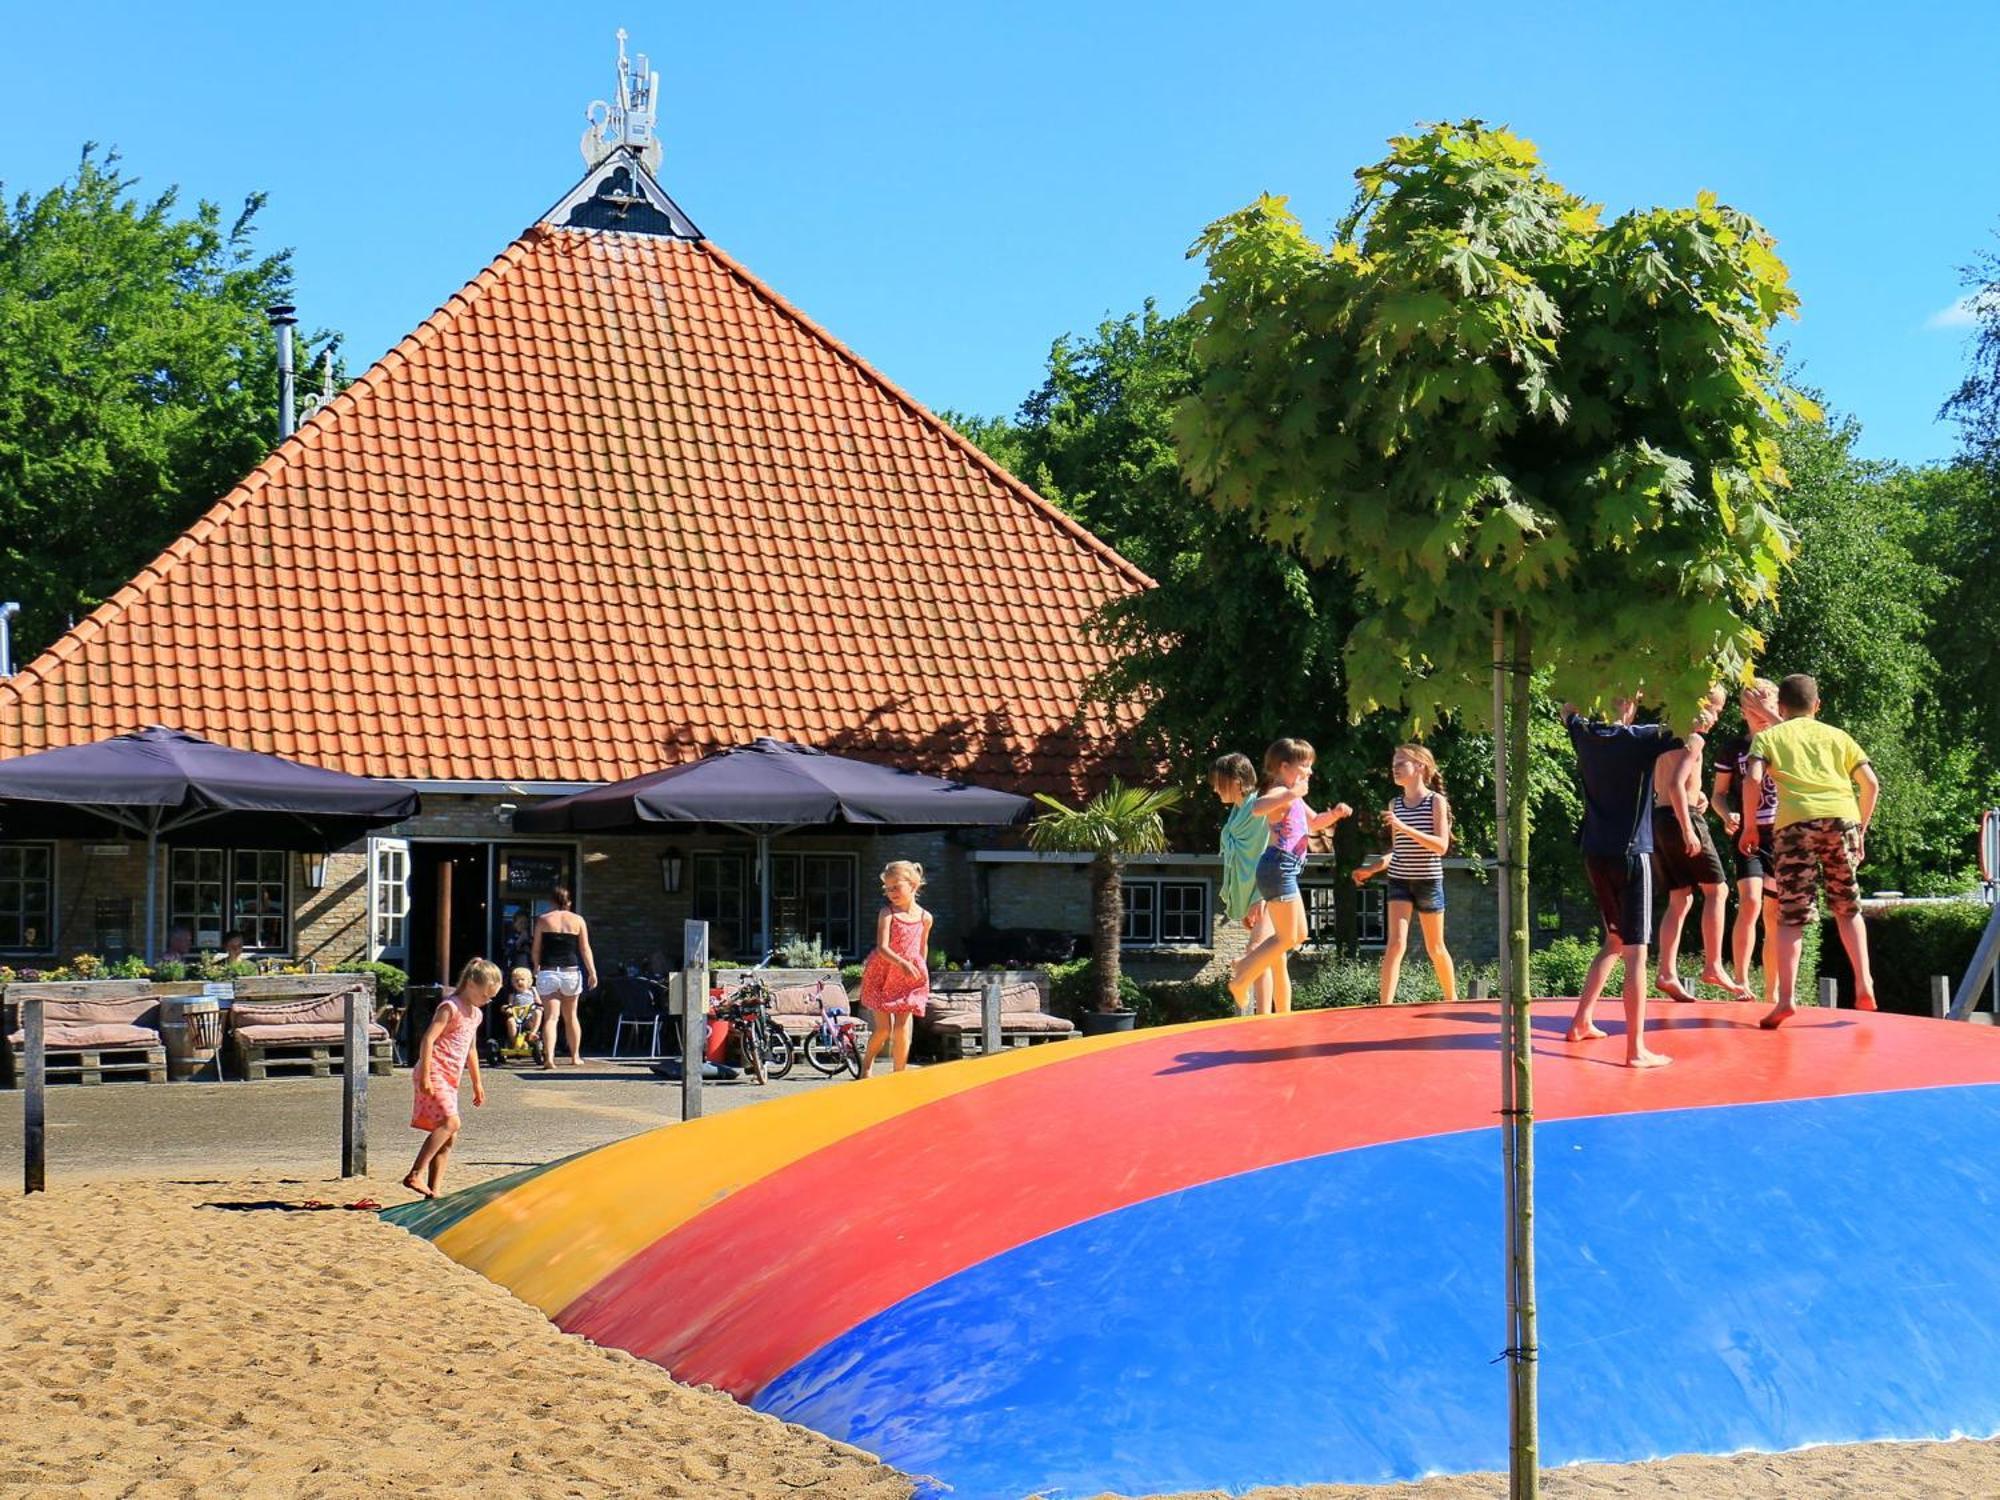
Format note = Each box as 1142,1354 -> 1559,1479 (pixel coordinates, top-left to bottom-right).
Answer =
403,958 -> 500,1198
859,861 -> 932,1077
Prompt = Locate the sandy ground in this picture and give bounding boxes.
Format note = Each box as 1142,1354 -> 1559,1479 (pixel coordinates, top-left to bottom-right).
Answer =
0,1170 -> 914,1499
2,1077 -> 1997,1500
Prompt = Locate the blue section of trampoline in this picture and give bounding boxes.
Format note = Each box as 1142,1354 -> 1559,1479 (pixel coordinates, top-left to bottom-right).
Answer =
758,1085 -> 2000,1500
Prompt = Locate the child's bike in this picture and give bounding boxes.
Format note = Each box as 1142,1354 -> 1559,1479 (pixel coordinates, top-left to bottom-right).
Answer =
802,980 -> 866,1077
710,977 -> 793,1085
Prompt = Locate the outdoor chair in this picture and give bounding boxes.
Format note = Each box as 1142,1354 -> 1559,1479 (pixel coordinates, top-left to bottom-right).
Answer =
917,971 -> 1073,1059
3,984 -> 167,1086
605,974 -> 667,1058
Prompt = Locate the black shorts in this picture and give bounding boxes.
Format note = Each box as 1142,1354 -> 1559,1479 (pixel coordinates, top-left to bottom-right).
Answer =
1651,808 -> 1727,892
1585,853 -> 1654,948
1385,876 -> 1446,913
1735,824 -> 1776,884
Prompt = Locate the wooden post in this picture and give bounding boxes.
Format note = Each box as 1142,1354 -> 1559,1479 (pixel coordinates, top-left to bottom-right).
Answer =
982,977 -> 1003,1057
1819,977 -> 1839,1010
341,987 -> 368,1178
1931,975 -> 1950,1020
682,920 -> 708,1122
436,859 -> 454,986
24,997 -> 45,1195
1471,976 -> 1490,1000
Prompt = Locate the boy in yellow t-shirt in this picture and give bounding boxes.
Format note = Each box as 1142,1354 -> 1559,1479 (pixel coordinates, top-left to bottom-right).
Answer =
1742,673 -> 1880,1028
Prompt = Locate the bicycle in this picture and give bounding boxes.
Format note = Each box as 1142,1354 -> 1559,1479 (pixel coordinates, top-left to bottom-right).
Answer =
801,978 -> 866,1077
709,974 -> 793,1084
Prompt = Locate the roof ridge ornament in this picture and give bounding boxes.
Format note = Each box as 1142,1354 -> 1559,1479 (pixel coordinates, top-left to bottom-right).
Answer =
581,29 -> 662,174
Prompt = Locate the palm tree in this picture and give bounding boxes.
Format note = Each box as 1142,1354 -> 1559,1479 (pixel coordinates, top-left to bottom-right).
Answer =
1027,780 -> 1182,1013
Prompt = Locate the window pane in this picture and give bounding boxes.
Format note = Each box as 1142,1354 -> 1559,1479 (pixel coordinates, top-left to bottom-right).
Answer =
1121,881 -> 1157,945
1303,885 -> 1341,947
1357,885 -> 1387,945
1159,882 -> 1208,945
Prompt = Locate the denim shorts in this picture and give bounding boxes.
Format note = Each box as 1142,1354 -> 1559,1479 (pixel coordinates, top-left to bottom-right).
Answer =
1256,847 -> 1303,901
1385,876 -> 1446,913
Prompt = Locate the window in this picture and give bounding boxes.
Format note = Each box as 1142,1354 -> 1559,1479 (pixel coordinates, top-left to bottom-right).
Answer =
772,852 -> 859,954
233,850 -> 288,950
370,839 -> 410,962
692,852 -> 748,958
0,844 -> 54,955
169,847 -> 227,949
1121,878 -> 1210,947
1356,882 -> 1387,947
170,846 -> 288,951
1302,883 -> 1342,949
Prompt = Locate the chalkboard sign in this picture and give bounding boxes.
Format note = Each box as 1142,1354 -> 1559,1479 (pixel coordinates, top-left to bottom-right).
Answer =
505,852 -> 566,894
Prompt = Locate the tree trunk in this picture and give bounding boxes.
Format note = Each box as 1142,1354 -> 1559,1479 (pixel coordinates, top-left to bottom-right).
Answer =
1506,615 -> 1540,1498
1092,853 -> 1125,1011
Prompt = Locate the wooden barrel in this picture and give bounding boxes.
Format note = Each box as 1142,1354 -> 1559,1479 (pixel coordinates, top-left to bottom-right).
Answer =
160,996 -> 223,1082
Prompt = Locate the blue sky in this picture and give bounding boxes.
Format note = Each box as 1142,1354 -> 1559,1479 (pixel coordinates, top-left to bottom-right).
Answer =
3,1 -> 1995,465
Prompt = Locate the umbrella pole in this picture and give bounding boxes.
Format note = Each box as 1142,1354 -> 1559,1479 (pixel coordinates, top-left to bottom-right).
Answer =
759,833 -> 772,961
145,828 -> 160,963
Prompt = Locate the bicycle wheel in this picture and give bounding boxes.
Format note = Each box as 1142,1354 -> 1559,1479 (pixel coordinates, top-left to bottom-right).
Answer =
804,1028 -> 846,1076
760,1019 -> 795,1081
735,1020 -> 767,1086
838,1028 -> 864,1078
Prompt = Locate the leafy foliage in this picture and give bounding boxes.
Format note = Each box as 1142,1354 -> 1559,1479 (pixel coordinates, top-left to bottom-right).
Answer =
1941,245 -> 2000,465
1175,122 -> 1805,728
0,147 -> 329,662
1028,780 -> 1181,1010
1818,901 -> 1991,1015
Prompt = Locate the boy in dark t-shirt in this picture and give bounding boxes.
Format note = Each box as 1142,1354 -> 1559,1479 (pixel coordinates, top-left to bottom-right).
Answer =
1562,696 -> 1683,1068
1711,678 -> 1781,1003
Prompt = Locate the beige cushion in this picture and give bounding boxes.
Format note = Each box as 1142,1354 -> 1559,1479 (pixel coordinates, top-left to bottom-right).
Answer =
768,980 -> 846,1015
227,995 -> 348,1033
9,1023 -> 160,1049
235,1023 -> 390,1045
927,1011 -> 1074,1035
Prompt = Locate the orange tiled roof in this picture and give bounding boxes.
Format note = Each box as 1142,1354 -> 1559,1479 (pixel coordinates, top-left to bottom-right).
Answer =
0,203 -> 1151,798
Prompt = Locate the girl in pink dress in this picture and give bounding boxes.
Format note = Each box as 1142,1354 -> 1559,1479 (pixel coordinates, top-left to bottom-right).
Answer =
859,860 -> 932,1077
404,958 -> 501,1198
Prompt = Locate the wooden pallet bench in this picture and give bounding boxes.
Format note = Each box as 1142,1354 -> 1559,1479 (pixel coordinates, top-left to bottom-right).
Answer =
227,976 -> 391,1082
3,982 -> 168,1088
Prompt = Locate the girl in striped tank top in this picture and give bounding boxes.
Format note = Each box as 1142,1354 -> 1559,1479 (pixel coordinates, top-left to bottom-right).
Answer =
1353,744 -> 1458,1006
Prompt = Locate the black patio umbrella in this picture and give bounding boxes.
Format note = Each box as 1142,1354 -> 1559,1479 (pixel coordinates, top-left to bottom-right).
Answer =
0,725 -> 421,958
514,738 -> 1031,954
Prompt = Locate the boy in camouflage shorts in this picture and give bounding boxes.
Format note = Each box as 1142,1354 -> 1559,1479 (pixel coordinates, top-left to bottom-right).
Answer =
1742,674 -> 1881,1027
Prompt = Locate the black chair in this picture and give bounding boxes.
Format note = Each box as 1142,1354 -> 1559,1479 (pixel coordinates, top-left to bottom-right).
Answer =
603,974 -> 667,1058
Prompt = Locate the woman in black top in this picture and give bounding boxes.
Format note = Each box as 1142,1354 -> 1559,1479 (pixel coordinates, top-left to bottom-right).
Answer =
534,886 -> 598,1068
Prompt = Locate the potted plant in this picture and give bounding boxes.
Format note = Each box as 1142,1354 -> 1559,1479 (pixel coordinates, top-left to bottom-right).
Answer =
1027,780 -> 1180,1034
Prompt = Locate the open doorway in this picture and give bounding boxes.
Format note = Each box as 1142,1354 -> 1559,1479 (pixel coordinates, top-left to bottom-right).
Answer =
407,843 -> 490,988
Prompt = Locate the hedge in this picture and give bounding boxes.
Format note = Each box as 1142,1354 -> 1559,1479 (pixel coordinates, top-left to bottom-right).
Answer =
1817,900 -> 1991,1015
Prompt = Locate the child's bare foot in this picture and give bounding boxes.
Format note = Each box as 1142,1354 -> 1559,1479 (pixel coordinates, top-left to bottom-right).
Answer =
1698,966 -> 1746,998
1759,1002 -> 1797,1030
1658,977 -> 1698,1003
1854,993 -> 1878,1012
1566,1022 -> 1607,1042
1626,1049 -> 1673,1069
401,1172 -> 434,1199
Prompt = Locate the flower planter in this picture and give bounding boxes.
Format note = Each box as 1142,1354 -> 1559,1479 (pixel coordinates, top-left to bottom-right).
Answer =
1079,1008 -> 1137,1037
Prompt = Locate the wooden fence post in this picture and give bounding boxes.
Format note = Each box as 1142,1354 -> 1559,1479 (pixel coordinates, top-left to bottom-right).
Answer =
1471,976 -> 1491,1000
341,987 -> 368,1178
982,977 -> 1003,1058
1819,977 -> 1839,1011
1931,975 -> 1950,1020
682,921 -> 708,1122
24,997 -> 45,1195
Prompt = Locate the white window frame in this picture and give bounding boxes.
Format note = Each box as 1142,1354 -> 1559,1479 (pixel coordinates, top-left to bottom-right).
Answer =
231,848 -> 290,951
1355,882 -> 1387,949
1300,881 -> 1343,951
368,837 -> 411,963
692,851 -> 750,958
167,846 -> 230,951
1121,876 -> 1212,949
0,842 -> 57,957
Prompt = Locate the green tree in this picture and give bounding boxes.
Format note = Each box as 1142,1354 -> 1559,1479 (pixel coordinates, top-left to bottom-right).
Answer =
1941,245 -> 2000,465
1174,122 -> 1803,1493
1026,781 -> 1180,1012
0,147 -> 326,662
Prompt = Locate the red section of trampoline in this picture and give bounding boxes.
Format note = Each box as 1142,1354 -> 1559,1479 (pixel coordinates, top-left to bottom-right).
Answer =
557,1003 -> 2000,1399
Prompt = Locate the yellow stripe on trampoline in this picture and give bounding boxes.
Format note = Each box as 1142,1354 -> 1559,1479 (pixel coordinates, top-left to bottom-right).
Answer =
433,1020 -> 1224,1315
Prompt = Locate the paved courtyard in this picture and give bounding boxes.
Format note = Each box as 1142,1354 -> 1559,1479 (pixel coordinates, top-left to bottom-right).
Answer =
0,1056 -> 885,1186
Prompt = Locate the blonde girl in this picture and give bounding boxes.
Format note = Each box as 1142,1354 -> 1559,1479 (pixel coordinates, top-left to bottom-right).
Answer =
859,860 -> 932,1076
1228,739 -> 1351,1015
405,957 -> 501,1199
1212,752 -> 1275,1016
1354,745 -> 1457,1005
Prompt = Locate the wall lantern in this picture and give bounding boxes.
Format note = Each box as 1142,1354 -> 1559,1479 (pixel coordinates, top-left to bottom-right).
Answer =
302,850 -> 330,891
659,847 -> 685,895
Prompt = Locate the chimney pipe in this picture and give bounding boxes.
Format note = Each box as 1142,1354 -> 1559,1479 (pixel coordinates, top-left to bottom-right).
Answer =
268,304 -> 298,441
0,601 -> 19,678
